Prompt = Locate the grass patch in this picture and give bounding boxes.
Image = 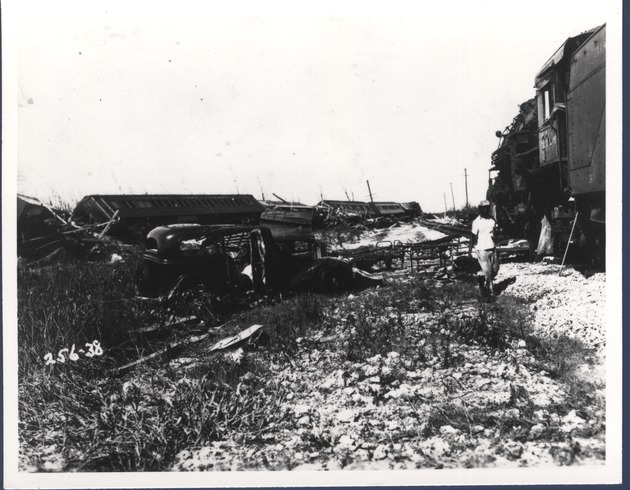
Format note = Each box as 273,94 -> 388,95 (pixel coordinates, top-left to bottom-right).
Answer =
524,333 -> 593,380
18,252 -> 146,375
19,359 -> 289,471
341,303 -> 408,362
218,293 -> 331,358
338,278 -> 533,367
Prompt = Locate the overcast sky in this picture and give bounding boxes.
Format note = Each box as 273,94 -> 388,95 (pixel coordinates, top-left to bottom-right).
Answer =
10,0 -> 619,212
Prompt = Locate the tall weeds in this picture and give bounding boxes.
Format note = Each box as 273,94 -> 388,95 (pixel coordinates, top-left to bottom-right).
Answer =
20,365 -> 289,471
18,262 -> 325,471
17,253 -> 147,376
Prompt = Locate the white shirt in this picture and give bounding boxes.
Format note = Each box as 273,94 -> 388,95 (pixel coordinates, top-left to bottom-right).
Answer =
471,216 -> 496,251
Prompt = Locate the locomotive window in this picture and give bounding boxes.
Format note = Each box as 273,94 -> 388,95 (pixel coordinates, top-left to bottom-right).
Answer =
543,90 -> 551,120
542,85 -> 555,121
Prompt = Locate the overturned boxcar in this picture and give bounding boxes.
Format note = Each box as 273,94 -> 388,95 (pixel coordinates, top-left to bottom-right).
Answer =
72,194 -> 265,243
488,25 -> 605,265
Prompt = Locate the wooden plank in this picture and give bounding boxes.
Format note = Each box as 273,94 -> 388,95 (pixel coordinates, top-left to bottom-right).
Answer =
111,323 -> 263,375
133,315 -> 200,334
111,333 -> 209,376
98,210 -> 120,239
208,324 -> 263,352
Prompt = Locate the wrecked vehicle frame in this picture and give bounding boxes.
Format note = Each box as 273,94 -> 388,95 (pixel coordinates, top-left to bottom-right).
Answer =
135,223 -> 356,301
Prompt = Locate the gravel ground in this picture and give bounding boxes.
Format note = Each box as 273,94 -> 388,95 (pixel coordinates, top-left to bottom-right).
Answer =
171,261 -> 607,472
496,263 -> 605,352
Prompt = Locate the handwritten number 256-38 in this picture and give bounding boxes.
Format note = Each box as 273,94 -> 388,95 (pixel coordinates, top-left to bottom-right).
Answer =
43,341 -> 103,365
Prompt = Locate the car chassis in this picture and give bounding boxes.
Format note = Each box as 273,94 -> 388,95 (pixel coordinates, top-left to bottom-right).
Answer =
135,224 -> 356,301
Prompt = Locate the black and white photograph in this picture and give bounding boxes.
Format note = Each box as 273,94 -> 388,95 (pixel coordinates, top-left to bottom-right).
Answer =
3,0 -> 622,487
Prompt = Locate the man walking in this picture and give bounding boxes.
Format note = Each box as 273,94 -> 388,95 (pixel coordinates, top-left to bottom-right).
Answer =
471,200 -> 499,295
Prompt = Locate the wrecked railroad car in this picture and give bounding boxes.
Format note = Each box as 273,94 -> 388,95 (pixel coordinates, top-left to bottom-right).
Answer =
400,201 -> 423,219
17,194 -> 68,259
487,24 -> 606,265
318,200 -> 378,220
260,203 -> 327,228
135,224 -> 355,300
372,202 -> 407,218
317,200 -> 408,219
72,194 -> 265,243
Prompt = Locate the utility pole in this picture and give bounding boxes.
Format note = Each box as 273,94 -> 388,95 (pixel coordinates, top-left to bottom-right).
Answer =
367,180 -> 380,216
366,180 -> 375,204
464,168 -> 470,213
449,182 -> 456,212
256,175 -> 265,201
443,193 -> 448,218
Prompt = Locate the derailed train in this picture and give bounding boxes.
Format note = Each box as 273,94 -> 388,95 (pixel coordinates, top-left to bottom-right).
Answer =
487,25 -> 605,265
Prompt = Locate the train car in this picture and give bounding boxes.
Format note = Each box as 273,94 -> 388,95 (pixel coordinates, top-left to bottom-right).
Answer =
317,200 -> 378,219
372,202 -> 407,218
72,194 -> 265,243
487,24 -> 605,265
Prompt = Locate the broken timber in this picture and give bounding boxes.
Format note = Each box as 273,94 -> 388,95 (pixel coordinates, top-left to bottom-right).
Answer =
98,210 -> 120,239
111,323 -> 264,376
208,324 -> 263,352
132,315 -> 199,334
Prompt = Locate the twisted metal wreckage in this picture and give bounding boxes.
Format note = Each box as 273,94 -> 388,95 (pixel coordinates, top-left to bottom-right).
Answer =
18,193 -> 485,374
19,190 -> 546,378
18,191 -> 531,284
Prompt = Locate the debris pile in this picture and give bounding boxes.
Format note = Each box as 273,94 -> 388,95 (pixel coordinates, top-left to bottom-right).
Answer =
17,194 -> 127,260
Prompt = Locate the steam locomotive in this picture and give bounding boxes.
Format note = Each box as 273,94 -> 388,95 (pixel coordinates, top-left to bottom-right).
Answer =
487,24 -> 605,266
